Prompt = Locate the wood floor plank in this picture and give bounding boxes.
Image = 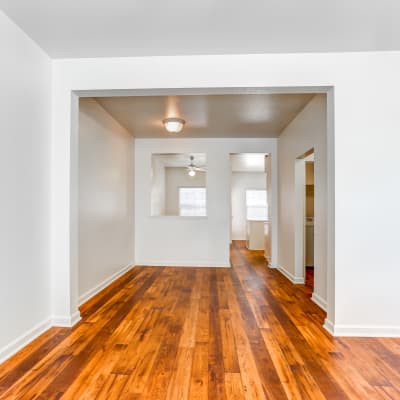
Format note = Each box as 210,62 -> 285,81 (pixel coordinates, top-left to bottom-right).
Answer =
219,309 -> 240,373
188,342 -> 209,400
260,328 -> 304,400
1,240 -> 400,399
165,347 -> 194,400
208,270 -> 227,400
224,372 -> 246,400
223,276 -> 269,399
95,373 -> 129,400
196,296 -> 210,343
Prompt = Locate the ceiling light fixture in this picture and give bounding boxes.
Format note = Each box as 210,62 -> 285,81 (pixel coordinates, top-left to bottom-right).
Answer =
163,117 -> 185,133
186,155 -> 206,177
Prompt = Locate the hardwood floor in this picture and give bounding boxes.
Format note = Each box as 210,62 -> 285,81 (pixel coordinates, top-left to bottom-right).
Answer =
305,266 -> 314,294
1,241 -> 400,399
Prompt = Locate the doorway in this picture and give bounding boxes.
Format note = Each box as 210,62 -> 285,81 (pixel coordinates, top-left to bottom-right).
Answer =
54,85 -> 334,333
295,149 -> 315,295
230,153 -> 269,262
304,154 -> 315,293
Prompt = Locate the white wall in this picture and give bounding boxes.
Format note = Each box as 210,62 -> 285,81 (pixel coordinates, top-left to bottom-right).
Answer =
231,172 -> 266,240
0,11 -> 52,361
150,156 -> 166,216
135,138 -> 278,267
278,94 -> 327,308
78,99 -> 134,304
165,167 -> 206,215
51,52 -> 400,336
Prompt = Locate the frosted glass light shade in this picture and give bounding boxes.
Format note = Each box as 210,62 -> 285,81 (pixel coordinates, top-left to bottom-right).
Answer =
163,117 -> 185,133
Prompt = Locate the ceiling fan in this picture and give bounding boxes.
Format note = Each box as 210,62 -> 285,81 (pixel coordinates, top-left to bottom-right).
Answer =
187,155 -> 206,177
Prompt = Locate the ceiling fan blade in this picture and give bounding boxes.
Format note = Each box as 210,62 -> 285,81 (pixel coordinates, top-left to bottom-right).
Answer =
193,167 -> 206,172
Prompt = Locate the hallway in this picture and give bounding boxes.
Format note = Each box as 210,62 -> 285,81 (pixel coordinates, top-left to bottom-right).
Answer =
0,242 -> 399,399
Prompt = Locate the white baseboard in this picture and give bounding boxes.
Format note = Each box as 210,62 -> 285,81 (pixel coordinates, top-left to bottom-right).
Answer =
135,260 -> 230,268
265,256 -> 274,266
311,292 -> 327,311
324,318 -> 400,337
78,263 -> 135,306
323,318 -> 335,335
0,264 -> 134,364
276,266 -> 305,284
0,317 -> 52,364
52,311 -> 81,327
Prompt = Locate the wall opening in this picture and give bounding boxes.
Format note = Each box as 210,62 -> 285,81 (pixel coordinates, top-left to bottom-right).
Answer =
67,86 -> 334,333
230,153 -> 270,262
294,149 -> 315,292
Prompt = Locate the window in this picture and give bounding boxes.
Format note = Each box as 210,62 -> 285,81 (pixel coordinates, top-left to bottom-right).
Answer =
179,187 -> 207,216
246,189 -> 268,220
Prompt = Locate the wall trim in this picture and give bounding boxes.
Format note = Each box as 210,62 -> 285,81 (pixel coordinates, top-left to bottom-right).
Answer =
0,317 -> 52,364
276,265 -> 305,284
78,263 -> 135,306
135,260 -> 231,268
324,319 -> 400,337
52,311 -> 81,327
265,256 -> 274,266
311,292 -> 327,311
1,264 -> 135,364
323,318 -> 335,335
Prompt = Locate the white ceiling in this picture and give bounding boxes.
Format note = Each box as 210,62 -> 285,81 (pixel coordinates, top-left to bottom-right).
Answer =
0,1 -> 399,58
95,93 -> 314,138
231,154 -> 266,173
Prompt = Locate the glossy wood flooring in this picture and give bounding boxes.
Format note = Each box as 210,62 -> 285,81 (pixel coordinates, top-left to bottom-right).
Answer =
1,241 -> 400,399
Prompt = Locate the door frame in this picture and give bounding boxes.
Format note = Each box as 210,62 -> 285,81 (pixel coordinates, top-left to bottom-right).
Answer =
52,85 -> 335,333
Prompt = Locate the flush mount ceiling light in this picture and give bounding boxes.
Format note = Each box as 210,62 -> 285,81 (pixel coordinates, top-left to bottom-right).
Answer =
163,117 -> 185,133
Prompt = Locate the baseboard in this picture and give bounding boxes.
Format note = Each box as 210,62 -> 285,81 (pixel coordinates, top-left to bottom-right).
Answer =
52,311 -> 81,327
0,264 -> 134,364
323,318 -> 335,335
0,262 -> 133,363
78,263 -> 135,306
0,317 -> 52,364
324,319 -> 400,337
276,266 -> 305,284
265,256 -> 273,265
311,292 -> 327,311
135,260 -> 230,268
